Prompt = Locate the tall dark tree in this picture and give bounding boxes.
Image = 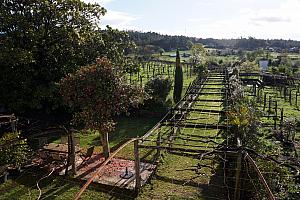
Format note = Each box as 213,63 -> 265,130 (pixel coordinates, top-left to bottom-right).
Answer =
173,50 -> 183,103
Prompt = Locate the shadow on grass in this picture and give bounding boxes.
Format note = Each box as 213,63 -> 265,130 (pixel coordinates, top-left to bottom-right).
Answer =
0,166 -> 137,200
152,161 -> 228,199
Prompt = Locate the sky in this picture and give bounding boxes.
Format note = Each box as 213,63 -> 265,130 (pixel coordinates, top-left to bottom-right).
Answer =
84,0 -> 300,40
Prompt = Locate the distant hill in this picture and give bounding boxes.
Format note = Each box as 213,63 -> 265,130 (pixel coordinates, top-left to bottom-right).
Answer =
127,31 -> 300,51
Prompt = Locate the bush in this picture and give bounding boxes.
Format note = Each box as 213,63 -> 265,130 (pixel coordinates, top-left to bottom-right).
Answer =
0,131 -> 31,168
145,76 -> 172,103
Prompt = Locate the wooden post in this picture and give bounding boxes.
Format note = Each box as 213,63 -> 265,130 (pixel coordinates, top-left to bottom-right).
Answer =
101,132 -> 110,159
268,97 -> 271,119
296,93 -> 298,107
263,93 -> 267,110
134,139 -> 141,191
156,129 -> 161,160
253,83 -> 256,96
280,108 -> 284,128
234,138 -> 242,200
289,89 -> 292,105
284,87 -> 287,101
65,134 -> 71,176
275,101 -> 278,117
70,131 -> 76,176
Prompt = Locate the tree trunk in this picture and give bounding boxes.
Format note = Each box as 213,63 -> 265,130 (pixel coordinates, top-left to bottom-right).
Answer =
101,132 -> 110,159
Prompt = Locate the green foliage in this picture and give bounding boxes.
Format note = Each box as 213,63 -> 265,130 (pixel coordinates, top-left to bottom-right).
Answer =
240,61 -> 259,72
0,131 -> 31,169
0,0 -> 133,113
128,31 -> 193,51
227,99 -> 261,147
59,58 -> 145,133
145,76 -> 172,103
190,43 -> 206,65
158,48 -> 165,56
173,50 -> 183,103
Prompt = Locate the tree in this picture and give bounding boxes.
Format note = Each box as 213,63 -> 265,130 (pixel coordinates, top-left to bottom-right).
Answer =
0,0 -> 133,113
173,50 -> 183,103
59,58 -> 144,159
145,76 -> 172,103
158,48 -> 165,56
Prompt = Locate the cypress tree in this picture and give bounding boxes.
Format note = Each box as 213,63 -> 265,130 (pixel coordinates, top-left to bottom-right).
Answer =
173,49 -> 183,103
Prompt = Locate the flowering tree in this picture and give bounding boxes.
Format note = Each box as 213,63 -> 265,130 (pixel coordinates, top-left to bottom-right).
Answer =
59,58 -> 144,159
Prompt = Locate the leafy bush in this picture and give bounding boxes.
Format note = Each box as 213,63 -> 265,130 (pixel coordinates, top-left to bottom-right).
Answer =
0,131 -> 31,168
145,76 -> 172,103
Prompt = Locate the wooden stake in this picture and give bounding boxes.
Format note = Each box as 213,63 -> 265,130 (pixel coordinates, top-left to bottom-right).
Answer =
70,131 -> 76,176
134,139 -> 141,191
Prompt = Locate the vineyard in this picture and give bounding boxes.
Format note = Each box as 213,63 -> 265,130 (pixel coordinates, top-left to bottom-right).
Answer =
72,64 -> 300,199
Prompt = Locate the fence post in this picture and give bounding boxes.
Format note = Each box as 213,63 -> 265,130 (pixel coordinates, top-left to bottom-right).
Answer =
296,93 -> 298,108
156,129 -> 161,159
280,108 -> 284,128
234,138 -> 242,200
134,139 -> 141,191
70,130 -> 76,176
263,93 -> 267,110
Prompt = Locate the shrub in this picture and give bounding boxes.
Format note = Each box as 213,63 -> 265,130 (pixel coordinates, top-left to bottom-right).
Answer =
0,131 -> 31,168
145,76 -> 172,103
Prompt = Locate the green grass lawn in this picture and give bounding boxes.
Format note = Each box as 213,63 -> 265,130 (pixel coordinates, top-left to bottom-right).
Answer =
0,114 -> 163,200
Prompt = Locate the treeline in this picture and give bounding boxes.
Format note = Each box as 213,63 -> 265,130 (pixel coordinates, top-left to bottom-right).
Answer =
199,37 -> 300,50
128,31 -> 300,51
127,31 -> 194,51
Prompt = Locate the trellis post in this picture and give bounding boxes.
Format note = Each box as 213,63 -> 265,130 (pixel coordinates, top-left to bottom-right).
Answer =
134,139 -> 141,191
234,138 -> 242,200
263,93 -> 267,110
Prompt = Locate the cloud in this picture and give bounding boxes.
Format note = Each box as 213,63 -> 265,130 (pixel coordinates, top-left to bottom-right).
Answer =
101,10 -> 138,30
251,16 -> 291,23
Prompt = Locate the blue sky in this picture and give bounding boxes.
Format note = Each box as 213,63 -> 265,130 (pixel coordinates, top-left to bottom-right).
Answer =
85,0 -> 300,40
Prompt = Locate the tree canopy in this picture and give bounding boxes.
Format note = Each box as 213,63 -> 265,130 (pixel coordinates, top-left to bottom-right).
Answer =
59,58 -> 144,158
0,0 -> 132,113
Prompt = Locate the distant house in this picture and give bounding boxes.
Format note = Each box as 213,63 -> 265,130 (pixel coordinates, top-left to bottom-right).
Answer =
259,59 -> 269,71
